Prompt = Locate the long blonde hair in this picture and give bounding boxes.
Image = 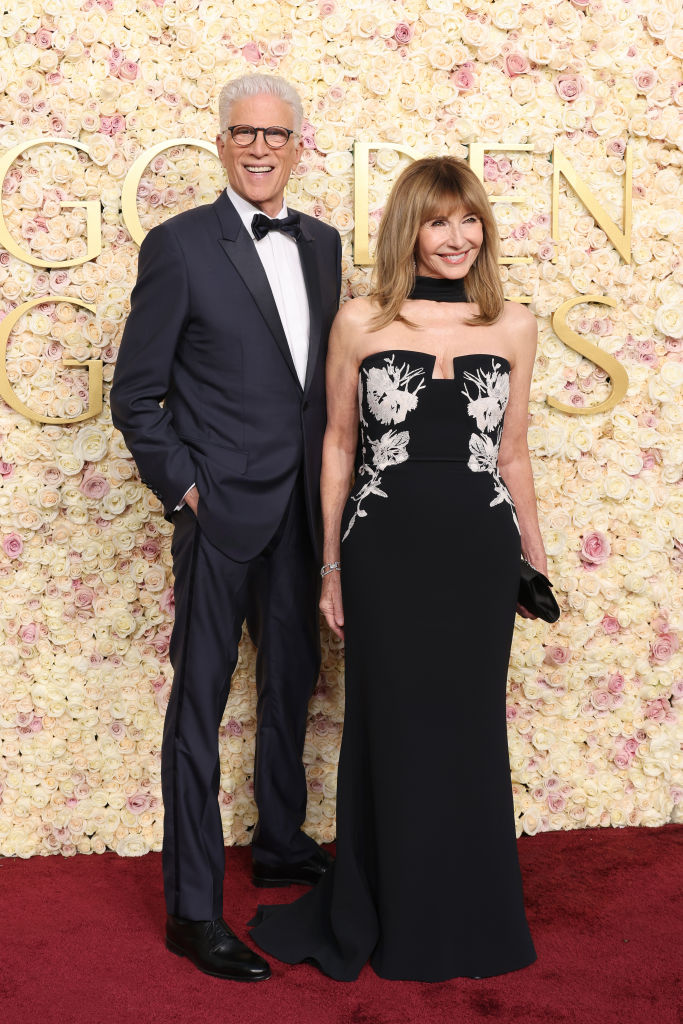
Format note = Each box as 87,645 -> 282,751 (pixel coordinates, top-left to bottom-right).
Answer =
371,157 -> 504,330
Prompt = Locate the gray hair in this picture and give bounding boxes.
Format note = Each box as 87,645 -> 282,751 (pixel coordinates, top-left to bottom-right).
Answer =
218,75 -> 304,135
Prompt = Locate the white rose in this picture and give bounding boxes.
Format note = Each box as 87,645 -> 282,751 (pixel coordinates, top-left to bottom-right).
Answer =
654,305 -> 683,338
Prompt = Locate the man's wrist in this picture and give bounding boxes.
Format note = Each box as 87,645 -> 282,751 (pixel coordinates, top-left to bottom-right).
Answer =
175,482 -> 197,511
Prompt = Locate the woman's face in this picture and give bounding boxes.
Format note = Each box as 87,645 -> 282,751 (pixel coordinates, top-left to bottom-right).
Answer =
415,207 -> 484,279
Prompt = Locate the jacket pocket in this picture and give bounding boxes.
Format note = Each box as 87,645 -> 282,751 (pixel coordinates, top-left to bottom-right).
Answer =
179,433 -> 248,474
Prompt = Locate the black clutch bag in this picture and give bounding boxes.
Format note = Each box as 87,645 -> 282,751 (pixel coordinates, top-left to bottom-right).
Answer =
518,559 -> 560,623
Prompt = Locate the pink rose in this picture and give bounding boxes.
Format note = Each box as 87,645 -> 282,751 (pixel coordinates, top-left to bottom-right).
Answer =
544,645 -> 570,665
319,0 -> 336,14
538,242 -> 554,260
19,623 -> 37,644
126,792 -> 152,815
159,587 -> 175,615
0,461 -> 14,478
34,28 -> 53,48
80,473 -> 110,499
225,719 -> 243,737
590,688 -> 611,710
394,22 -> 413,44
607,673 -> 625,694
651,612 -> 669,633
613,750 -> 631,770
152,634 -> 169,655
299,120 -> 316,148
141,540 -> 160,560
607,138 -> 626,158
483,155 -> 500,182
650,632 -> 679,664
242,43 -> 261,64
634,68 -> 657,93
118,60 -> 139,81
555,74 -> 585,101
74,587 -> 95,609
452,66 -> 476,90
2,533 -> 23,559
580,530 -> 611,565
505,52 -> 530,77
155,680 -> 172,715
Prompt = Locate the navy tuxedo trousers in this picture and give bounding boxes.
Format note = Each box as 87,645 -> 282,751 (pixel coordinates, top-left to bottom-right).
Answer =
162,475 -> 321,920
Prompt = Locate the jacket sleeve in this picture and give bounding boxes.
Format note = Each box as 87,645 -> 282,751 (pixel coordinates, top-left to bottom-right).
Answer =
110,221 -> 197,513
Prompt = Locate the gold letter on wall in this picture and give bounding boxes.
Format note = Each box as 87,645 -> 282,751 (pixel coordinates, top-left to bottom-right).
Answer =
0,297 -> 102,424
549,295 -> 628,415
0,139 -> 101,268
121,138 -> 218,246
352,141 -> 422,265
552,146 -> 632,262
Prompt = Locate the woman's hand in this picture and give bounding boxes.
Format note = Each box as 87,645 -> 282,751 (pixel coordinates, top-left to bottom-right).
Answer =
320,571 -> 344,640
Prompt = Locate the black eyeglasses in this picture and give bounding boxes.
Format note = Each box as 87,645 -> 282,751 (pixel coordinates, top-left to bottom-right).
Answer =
225,125 -> 297,149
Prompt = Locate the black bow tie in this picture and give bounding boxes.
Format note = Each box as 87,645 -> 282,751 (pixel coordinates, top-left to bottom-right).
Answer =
251,211 -> 301,242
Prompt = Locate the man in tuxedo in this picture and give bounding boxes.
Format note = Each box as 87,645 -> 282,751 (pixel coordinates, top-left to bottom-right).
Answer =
111,74 -> 342,981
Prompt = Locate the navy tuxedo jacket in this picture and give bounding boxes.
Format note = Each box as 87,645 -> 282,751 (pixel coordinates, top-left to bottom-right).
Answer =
111,191 -> 342,562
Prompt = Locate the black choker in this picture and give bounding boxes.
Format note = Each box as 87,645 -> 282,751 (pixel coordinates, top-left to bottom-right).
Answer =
409,275 -> 468,302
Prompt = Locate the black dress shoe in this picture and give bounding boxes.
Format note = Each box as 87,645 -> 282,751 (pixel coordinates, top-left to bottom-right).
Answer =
252,848 -> 334,887
166,915 -> 271,981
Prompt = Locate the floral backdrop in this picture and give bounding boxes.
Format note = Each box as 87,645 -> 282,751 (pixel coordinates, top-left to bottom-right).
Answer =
0,0 -> 681,858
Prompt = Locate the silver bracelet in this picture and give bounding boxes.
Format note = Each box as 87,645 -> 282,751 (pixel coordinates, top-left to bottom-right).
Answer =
320,561 -> 341,578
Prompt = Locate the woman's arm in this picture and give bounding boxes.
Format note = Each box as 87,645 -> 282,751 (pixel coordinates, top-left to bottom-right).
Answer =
497,304 -> 547,612
319,301 -> 367,639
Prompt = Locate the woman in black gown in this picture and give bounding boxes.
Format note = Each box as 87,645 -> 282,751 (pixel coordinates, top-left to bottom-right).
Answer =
250,157 -> 547,981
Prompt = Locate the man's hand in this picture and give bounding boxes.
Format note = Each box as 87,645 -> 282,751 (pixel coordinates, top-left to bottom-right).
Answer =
184,485 -> 200,515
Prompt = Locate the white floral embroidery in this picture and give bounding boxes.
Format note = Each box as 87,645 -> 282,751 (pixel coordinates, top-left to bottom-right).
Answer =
343,356 -> 424,541
369,429 -> 410,471
467,432 -> 498,474
365,355 -> 425,425
463,358 -> 520,533
462,361 -> 509,432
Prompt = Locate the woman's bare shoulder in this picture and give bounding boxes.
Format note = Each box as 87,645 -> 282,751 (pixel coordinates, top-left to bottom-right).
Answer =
501,300 -> 536,326
336,295 -> 377,329
501,301 -> 537,343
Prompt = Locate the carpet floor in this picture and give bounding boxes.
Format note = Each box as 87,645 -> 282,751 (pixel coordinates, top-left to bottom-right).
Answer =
0,825 -> 680,1024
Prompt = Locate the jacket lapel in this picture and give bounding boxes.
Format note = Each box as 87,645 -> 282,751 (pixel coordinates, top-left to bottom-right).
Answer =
297,219 -> 323,395
214,192 -> 301,390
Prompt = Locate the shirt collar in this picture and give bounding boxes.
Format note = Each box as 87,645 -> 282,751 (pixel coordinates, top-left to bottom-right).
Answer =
226,185 -> 288,239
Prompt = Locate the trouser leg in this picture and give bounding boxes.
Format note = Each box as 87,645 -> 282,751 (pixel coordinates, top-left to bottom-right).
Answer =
162,509 -> 249,920
246,476 -> 322,865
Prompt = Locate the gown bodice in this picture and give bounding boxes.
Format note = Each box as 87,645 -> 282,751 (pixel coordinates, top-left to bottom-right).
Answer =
344,349 -> 519,542
357,349 -> 511,463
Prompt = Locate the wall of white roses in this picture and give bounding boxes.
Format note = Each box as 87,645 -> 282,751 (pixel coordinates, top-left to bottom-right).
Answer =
0,0 -> 681,859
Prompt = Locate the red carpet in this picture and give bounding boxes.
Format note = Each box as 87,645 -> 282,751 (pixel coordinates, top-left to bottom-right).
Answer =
1,826 -> 680,1024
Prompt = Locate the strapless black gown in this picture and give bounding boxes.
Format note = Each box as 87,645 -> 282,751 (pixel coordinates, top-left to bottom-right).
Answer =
250,350 -> 536,981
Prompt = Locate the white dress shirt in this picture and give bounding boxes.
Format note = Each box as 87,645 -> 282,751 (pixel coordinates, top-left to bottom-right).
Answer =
226,185 -> 310,387
176,186 -> 310,509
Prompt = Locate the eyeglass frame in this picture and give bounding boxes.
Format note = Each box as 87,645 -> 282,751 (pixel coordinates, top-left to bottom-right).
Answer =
223,125 -> 299,149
